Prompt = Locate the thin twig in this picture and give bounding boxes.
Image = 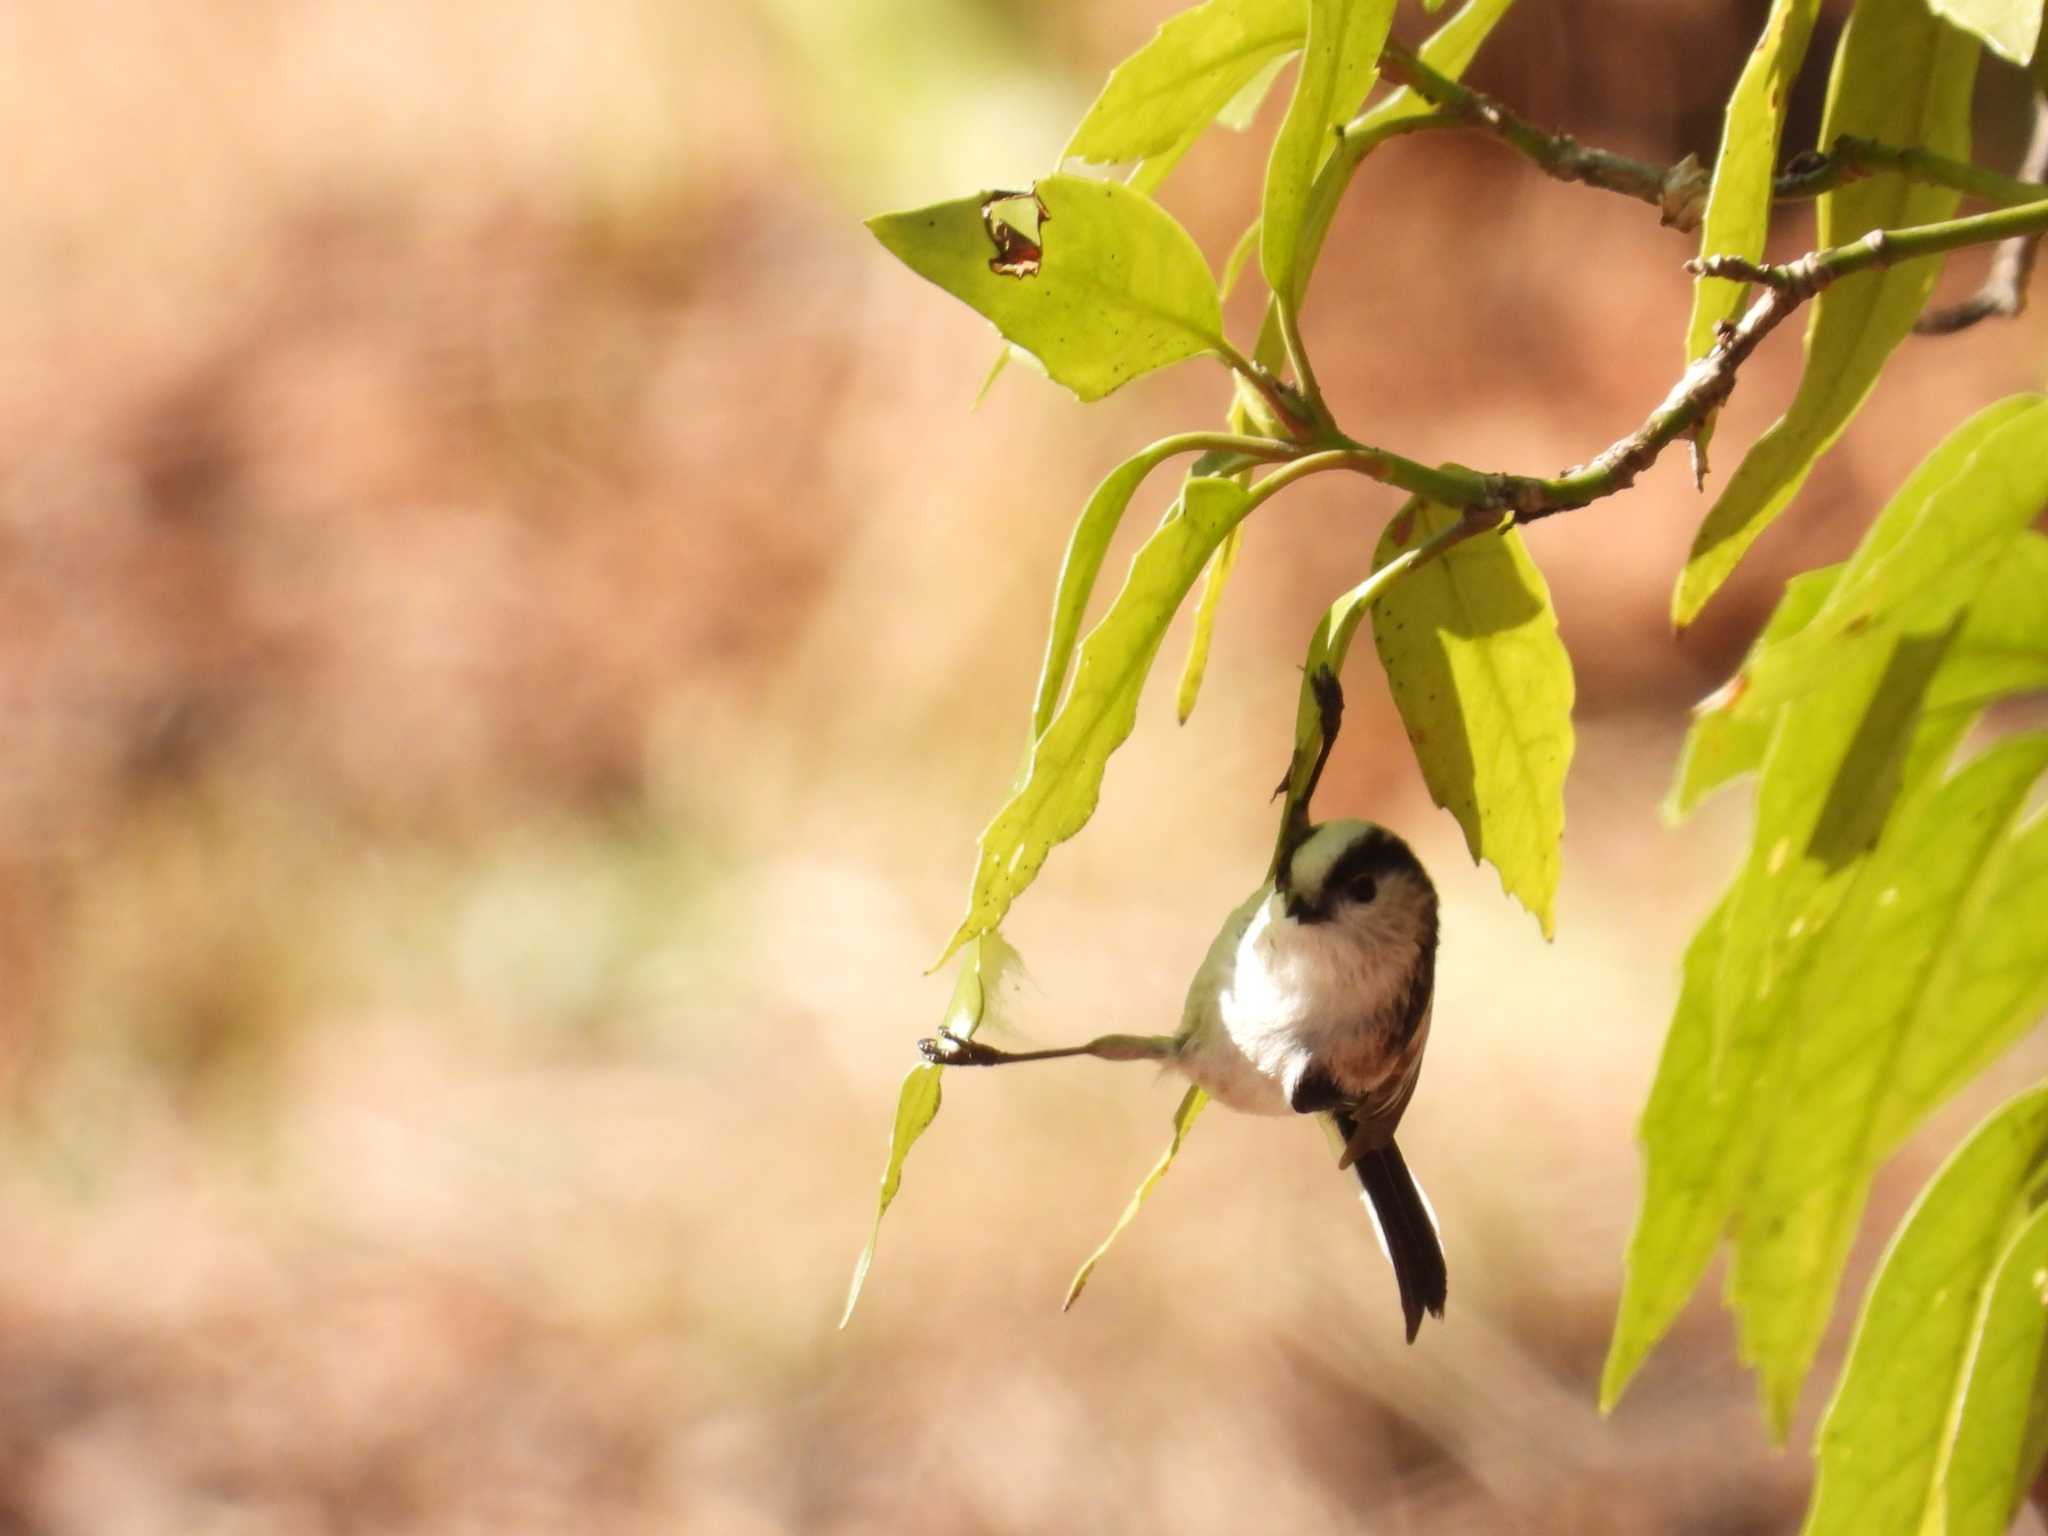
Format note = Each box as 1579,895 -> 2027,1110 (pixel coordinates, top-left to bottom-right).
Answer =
1380,41 -> 1709,230
1775,133 -> 2048,209
1915,100 -> 2048,334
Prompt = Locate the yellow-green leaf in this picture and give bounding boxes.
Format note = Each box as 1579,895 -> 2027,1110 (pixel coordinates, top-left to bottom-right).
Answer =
1064,1086 -> 1209,1309
1066,0 -> 1306,169
1371,503 -> 1574,937
1947,1200 -> 2048,1536
1686,0 -> 1822,368
1740,397 -> 2048,709
1730,732 -> 2048,1433
943,477 -> 1255,961
1930,0 -> 2044,62
1176,521 -> 1244,723
868,174 -> 1226,403
1259,0 -> 1396,305
842,932 -> 1024,1326
1803,1085 -> 2048,1535
1674,0 -> 1982,625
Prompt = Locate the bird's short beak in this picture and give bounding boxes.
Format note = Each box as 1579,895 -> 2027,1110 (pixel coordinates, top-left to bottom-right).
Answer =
1283,893 -> 1322,924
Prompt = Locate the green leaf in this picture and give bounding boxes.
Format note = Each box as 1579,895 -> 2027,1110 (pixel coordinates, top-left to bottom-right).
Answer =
842,932 -> 1024,1326
1371,502 -> 1574,938
1032,438 -> 1220,742
1251,0 -> 1517,366
1063,1085 -> 1209,1309
1803,1084 -> 2048,1536
1604,634 -> 1980,1412
1259,0 -> 1396,305
1729,732 -> 2048,1431
1064,0 -> 1306,169
1947,1200 -> 2048,1536
841,1064 -> 942,1328
1220,216 -> 1263,299
1216,51 -> 1294,130
1176,521 -> 1244,723
1926,531 -> 2048,712
1666,564 -> 1841,820
1673,0 -> 1982,626
1740,397 -> 2048,708
1685,0 -> 1822,369
1930,0 -> 2044,62
943,477 -> 1256,961
1602,898 -> 1741,1411
868,173 -> 1226,403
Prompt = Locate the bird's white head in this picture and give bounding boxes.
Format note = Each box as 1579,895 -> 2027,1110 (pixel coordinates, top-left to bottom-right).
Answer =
1275,818 -> 1439,973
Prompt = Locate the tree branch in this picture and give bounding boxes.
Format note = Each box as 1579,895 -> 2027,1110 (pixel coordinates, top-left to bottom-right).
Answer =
1379,41 -> 1708,230
1914,99 -> 2048,335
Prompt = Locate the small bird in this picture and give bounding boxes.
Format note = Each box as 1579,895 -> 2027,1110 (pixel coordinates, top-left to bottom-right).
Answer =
920,817 -> 1447,1340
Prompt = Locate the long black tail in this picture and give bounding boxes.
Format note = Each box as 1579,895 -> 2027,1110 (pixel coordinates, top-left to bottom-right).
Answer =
1347,1132 -> 1447,1343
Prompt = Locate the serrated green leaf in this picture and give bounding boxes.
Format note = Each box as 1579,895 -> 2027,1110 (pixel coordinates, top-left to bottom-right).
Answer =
1370,502 -> 1574,937
1947,1200 -> 2048,1536
842,932 -> 1024,1327
1930,0 -> 2044,62
943,477 -> 1256,961
1709,622 -> 1964,1103
1032,439 -> 1224,742
868,174 -> 1226,403
1925,531 -> 2048,713
1605,636 -> 1980,1412
1741,397 -> 2048,708
1065,0 -> 1306,170
1176,521 -> 1244,723
1260,0 -> 1396,305
1064,1085 -> 1209,1309
1803,1084 -> 2048,1536
1730,732 -> 2048,1432
1667,564 -> 1842,820
1674,0 -> 1982,626
1602,898 -> 1742,1411
1686,0 -> 1822,368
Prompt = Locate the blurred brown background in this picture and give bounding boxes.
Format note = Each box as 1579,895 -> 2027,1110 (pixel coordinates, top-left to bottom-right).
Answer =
2,0 -> 2045,1530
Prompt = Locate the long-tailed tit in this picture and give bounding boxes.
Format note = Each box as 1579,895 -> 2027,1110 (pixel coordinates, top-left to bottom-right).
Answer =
920,817 -> 1447,1340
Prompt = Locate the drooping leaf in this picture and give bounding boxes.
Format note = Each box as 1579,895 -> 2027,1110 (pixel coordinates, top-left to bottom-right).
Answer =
1032,438 -> 1231,742
1666,564 -> 1840,820
1685,0 -> 1822,370
1066,0 -> 1306,170
942,477 -> 1256,962
1602,899 -> 1744,1411
1740,397 -> 2048,707
1926,531 -> 2048,712
1259,0 -> 1396,306
842,932 -> 1026,1326
1729,732 -> 2048,1431
868,174 -> 1226,403
1064,1086 -> 1209,1309
1802,1085 -> 2048,1536
1371,502 -> 1574,937
1220,216 -> 1263,299
1176,521 -> 1245,723
1674,0 -> 1982,625
1603,633 -> 1978,1411
1947,1200 -> 2048,1536
1252,0 -> 1517,365
1929,0 -> 2044,62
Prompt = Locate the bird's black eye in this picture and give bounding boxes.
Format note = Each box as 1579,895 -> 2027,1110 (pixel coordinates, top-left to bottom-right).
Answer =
1348,875 -> 1378,904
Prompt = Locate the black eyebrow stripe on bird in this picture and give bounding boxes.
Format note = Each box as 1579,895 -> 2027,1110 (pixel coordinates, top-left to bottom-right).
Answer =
1323,830 -> 1424,895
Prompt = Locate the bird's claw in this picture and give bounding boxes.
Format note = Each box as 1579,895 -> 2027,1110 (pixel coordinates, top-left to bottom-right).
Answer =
917,1033 -> 992,1066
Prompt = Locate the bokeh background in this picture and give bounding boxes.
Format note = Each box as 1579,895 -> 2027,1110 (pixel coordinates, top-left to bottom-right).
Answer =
3,0 -> 2046,1530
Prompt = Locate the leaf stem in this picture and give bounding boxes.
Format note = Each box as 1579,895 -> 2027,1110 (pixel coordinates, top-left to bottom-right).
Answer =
1774,135 -> 2048,209
1211,338 -> 1315,440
